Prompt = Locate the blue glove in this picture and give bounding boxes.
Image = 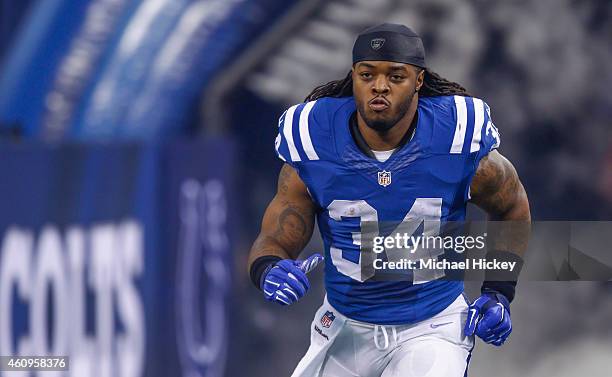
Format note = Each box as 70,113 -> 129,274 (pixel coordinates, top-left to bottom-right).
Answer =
464,292 -> 512,346
261,254 -> 324,306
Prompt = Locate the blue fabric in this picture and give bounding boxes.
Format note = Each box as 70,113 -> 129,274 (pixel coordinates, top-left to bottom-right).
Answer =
275,95 -> 500,324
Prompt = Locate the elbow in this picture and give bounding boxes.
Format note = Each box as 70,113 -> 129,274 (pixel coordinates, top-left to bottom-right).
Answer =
491,182 -> 531,222
505,185 -> 531,222
513,183 -> 531,221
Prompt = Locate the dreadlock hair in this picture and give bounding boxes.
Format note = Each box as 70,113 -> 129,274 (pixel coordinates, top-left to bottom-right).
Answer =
304,68 -> 470,102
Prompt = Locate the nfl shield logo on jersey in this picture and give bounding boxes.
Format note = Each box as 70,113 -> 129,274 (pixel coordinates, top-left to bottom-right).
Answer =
378,170 -> 392,187
320,311 -> 336,328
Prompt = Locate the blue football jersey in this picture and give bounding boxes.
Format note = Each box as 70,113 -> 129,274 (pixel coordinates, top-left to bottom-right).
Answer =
274,95 -> 500,325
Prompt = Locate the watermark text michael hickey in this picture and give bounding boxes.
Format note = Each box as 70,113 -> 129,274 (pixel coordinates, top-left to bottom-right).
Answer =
373,258 -> 517,272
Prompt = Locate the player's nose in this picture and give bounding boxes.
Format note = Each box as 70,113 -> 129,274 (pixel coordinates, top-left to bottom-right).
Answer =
372,75 -> 390,94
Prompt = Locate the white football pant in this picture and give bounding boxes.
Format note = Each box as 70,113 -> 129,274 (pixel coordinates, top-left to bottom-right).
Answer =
292,294 -> 474,377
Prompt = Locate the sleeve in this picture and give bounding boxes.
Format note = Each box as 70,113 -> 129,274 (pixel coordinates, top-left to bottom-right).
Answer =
274,101 -> 324,167
474,99 -> 501,161
428,96 -> 500,156
465,99 -> 501,201
274,108 -> 291,164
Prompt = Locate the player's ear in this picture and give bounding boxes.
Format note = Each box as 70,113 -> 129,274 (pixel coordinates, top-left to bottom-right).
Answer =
415,68 -> 425,92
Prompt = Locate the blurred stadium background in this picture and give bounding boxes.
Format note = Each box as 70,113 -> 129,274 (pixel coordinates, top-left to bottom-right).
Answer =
0,0 -> 611,376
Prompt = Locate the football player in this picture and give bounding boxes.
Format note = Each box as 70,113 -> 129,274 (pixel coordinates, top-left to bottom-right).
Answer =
248,23 -> 530,377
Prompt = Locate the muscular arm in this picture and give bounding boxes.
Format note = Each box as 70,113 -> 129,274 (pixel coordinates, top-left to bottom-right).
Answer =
465,151 -> 530,340
470,150 -> 531,256
247,164 -> 316,271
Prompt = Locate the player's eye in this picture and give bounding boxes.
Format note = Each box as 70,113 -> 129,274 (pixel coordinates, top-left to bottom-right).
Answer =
390,75 -> 405,82
360,72 -> 372,79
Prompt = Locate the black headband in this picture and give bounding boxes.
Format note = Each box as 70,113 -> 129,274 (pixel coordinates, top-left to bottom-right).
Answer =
352,23 -> 426,68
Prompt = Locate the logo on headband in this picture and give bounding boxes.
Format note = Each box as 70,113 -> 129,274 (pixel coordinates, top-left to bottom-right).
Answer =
370,38 -> 386,50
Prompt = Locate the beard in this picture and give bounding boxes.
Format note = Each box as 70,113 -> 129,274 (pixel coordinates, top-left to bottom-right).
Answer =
357,91 -> 415,132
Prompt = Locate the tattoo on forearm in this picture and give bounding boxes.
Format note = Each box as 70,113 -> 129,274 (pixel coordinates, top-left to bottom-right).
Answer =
273,201 -> 312,250
251,236 -> 284,256
248,164 -> 315,264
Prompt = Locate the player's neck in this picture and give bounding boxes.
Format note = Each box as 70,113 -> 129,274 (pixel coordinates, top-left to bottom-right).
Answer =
357,97 -> 419,151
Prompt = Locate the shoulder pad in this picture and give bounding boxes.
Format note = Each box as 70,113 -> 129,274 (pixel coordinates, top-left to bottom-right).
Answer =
274,97 -> 350,165
426,95 -> 500,157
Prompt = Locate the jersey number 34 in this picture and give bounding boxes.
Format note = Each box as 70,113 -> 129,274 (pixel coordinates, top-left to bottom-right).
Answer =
327,198 -> 445,283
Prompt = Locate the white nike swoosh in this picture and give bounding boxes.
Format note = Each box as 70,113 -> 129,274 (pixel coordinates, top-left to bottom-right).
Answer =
430,321 -> 453,329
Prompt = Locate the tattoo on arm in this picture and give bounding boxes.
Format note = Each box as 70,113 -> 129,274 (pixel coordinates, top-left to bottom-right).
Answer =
471,151 -> 527,219
248,165 -> 315,266
278,163 -> 291,194
470,151 -> 531,255
265,200 -> 313,257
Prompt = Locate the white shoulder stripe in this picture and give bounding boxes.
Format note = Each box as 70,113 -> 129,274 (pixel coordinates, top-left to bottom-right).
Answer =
298,101 -> 319,160
283,104 -> 301,161
274,133 -> 286,161
450,96 -> 468,154
470,98 -> 485,153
